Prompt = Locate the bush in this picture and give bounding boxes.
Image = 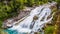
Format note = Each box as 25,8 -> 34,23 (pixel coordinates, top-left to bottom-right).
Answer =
45,26 -> 54,34
0,0 -> 20,28
0,21 -> 3,27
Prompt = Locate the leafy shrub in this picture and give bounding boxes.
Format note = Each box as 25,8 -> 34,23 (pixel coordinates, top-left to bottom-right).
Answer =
45,26 -> 54,34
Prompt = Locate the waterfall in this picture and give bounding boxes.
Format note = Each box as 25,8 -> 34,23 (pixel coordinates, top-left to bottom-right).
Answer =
6,4 -> 54,34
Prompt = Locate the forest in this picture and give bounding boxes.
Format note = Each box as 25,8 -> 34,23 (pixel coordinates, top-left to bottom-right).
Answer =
0,0 -> 60,34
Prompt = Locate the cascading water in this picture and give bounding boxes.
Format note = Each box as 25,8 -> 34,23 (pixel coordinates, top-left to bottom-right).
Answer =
5,2 -> 56,34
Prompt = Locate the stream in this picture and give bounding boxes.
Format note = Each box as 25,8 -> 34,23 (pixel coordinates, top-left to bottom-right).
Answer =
4,2 -> 56,34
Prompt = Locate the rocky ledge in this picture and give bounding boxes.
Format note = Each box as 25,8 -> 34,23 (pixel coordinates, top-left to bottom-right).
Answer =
2,7 -> 35,29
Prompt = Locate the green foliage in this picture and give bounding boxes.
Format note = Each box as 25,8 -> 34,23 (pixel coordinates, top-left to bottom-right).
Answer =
27,0 -> 34,7
0,0 -> 20,27
53,0 -> 60,5
0,21 -> 3,27
45,26 -> 54,34
0,0 -> 60,34
55,0 -> 60,3
0,5 -> 9,19
15,0 -> 25,9
42,0 -> 48,3
0,0 -> 59,27
56,0 -> 60,6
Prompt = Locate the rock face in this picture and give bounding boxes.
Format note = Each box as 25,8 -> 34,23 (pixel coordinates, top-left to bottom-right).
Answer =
2,2 -> 57,29
2,7 -> 34,29
17,10 -> 30,20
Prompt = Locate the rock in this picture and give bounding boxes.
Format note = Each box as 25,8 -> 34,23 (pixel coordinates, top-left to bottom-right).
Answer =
2,7 -> 34,29
2,19 -> 14,29
33,15 -> 38,20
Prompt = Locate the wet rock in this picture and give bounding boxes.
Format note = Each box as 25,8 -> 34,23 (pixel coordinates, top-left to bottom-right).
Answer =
33,15 -> 38,20
34,32 -> 38,34
2,19 -> 14,29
